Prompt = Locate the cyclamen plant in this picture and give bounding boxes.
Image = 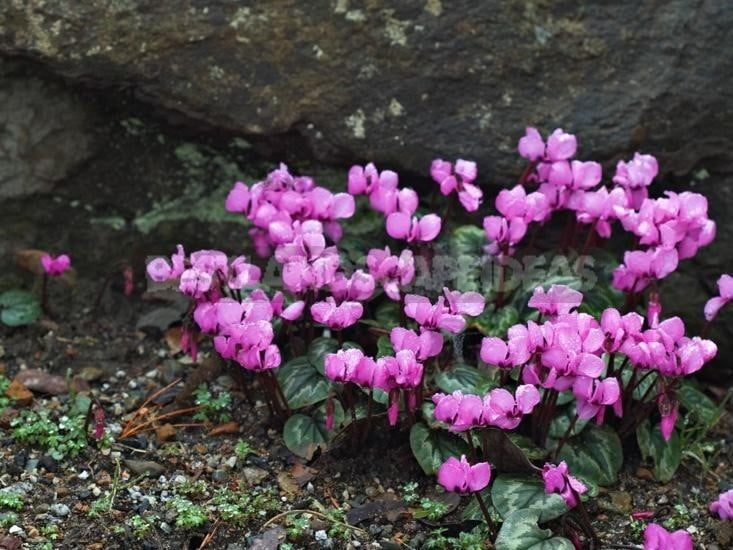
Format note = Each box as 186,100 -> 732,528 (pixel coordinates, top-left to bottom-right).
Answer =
147,126 -> 730,549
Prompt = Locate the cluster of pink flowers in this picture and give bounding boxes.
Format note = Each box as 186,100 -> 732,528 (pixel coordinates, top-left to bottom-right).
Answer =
432,385 -> 540,431
613,191 -> 715,292
324,347 -> 423,425
483,127 -> 715,289
366,247 -> 415,301
225,163 -> 355,256
479,284 -> 717,437
147,245 -> 298,371
403,288 -> 485,352
348,162 -> 442,243
430,158 -> 483,212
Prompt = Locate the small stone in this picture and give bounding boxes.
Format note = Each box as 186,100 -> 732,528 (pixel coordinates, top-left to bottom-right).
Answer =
657,494 -> 669,505
243,466 -> 268,485
609,491 -> 632,513
14,369 -> 67,395
123,459 -> 166,478
365,487 -> 377,498
78,470 -> 90,480
5,380 -> 33,406
8,526 -> 25,537
39,455 -> 58,472
159,522 -> 172,534
78,366 -> 105,382
212,470 -> 228,482
50,503 -> 70,518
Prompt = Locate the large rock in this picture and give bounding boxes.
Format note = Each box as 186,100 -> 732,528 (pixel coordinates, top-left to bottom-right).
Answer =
0,0 -> 731,178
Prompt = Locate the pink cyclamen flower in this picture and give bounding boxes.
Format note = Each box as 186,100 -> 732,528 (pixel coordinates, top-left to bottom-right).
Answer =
613,153 -> 658,209
542,461 -> 587,508
528,285 -> 583,317
391,327 -> 443,361
432,391 -> 483,432
657,393 -> 679,441
518,127 -> 546,161
482,385 -> 541,430
348,163 -> 398,196
430,158 -> 483,212
382,349 -> 424,389
642,523 -> 693,550
437,455 -> 491,494
325,348 -> 366,383
310,297 -> 363,329
600,308 -> 644,353
147,257 -> 173,282
573,376 -> 621,424
442,287 -> 486,317
404,294 -> 466,333
709,488 -> 733,520
704,274 -> 733,322
386,212 -> 442,242
41,254 -> 71,277
179,268 -> 213,298
330,270 -> 375,302
612,247 -> 679,293
367,247 -> 415,301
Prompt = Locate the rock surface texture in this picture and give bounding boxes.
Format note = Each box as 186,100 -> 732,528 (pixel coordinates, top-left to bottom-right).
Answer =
0,0 -> 731,177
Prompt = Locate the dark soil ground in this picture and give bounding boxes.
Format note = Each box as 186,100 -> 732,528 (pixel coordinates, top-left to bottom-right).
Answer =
0,280 -> 731,550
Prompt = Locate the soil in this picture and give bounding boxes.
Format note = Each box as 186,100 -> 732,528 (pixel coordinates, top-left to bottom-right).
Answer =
0,278 -> 731,550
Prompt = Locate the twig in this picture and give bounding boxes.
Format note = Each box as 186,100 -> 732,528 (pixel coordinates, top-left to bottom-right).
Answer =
261,509 -> 367,536
197,518 -> 222,549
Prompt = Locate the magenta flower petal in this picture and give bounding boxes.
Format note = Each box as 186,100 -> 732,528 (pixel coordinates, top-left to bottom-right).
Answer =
386,212 -> 411,239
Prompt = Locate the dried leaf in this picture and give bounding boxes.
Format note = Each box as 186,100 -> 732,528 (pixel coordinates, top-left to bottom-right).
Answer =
209,421 -> 240,436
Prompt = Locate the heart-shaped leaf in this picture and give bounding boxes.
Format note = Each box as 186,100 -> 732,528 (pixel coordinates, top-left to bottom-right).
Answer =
495,509 -> 574,550
636,418 -> 681,483
0,290 -> 41,327
307,337 -> 340,375
472,305 -> 520,338
276,356 -> 330,409
376,335 -> 394,358
435,363 -> 492,394
492,475 -> 568,522
282,401 -> 345,460
449,225 -> 487,293
557,424 -> 622,495
678,381 -> 720,426
409,422 -> 467,475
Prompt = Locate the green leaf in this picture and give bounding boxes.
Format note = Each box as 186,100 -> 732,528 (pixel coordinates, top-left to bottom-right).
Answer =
491,475 -> 568,522
620,369 -> 659,401
435,364 -> 491,394
282,401 -> 345,460
678,381 -> 719,426
450,225 -> 488,293
0,290 -> 41,327
558,424 -> 623,495
495,509 -> 574,550
472,305 -> 519,338
376,335 -> 394,358
375,301 -> 401,330
636,419 -> 681,482
307,337 -> 340,376
548,405 -> 588,439
276,356 -> 330,409
409,422 -> 467,475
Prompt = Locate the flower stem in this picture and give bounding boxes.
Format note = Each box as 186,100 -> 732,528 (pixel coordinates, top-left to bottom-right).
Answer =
473,491 -> 496,539
553,414 -> 578,461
